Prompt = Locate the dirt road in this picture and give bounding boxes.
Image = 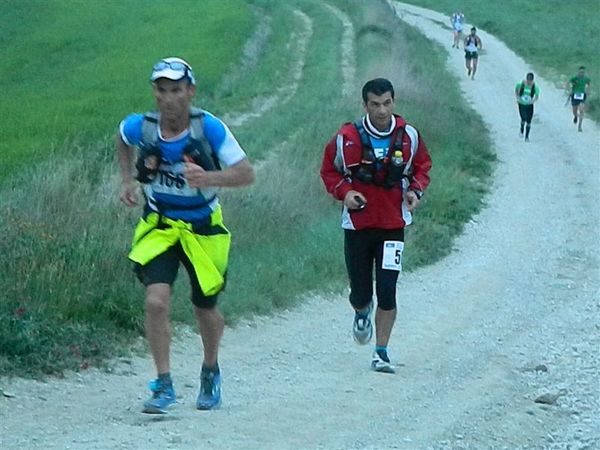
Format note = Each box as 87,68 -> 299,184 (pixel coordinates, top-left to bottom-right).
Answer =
1,2 -> 598,449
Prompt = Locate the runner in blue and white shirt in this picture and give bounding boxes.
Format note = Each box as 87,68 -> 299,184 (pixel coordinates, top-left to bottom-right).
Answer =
119,108 -> 247,223
116,57 -> 254,415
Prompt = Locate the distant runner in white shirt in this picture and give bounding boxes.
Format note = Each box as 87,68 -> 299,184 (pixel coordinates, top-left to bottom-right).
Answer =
450,11 -> 465,49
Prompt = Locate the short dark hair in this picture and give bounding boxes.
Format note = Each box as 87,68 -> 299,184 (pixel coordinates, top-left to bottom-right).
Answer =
579,66 -> 586,70
471,27 -> 477,32
362,78 -> 395,103
526,72 -> 534,81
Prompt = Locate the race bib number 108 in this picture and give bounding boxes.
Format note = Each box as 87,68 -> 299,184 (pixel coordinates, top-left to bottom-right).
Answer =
382,240 -> 404,271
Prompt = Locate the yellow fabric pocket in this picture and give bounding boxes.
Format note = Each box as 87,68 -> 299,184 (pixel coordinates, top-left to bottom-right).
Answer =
129,208 -> 231,296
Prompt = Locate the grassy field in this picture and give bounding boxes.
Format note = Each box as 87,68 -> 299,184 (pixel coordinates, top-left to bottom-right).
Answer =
0,0 -> 254,180
0,0 -> 255,375
1,0 -> 493,376
402,0 -> 600,122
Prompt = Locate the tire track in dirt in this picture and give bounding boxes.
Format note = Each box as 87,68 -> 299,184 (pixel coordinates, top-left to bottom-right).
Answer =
223,9 -> 312,127
215,6 -> 272,99
322,3 -> 356,97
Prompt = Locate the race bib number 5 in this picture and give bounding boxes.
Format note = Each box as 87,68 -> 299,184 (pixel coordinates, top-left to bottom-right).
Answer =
382,240 -> 404,271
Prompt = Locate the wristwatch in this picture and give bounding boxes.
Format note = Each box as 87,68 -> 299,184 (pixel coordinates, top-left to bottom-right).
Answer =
410,189 -> 423,200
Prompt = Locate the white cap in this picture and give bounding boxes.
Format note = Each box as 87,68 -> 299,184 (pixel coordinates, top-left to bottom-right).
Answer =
150,57 -> 196,85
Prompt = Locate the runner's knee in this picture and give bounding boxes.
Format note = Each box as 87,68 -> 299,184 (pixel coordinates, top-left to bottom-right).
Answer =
145,291 -> 169,315
377,294 -> 396,311
349,293 -> 372,311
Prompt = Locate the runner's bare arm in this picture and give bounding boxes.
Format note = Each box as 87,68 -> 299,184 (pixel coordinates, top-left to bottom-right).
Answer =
184,157 -> 254,188
116,134 -> 139,207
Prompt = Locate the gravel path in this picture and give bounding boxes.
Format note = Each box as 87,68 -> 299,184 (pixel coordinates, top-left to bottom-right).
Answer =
1,2 -> 598,449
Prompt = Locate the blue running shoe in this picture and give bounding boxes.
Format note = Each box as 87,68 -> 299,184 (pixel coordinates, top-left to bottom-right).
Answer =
142,379 -> 176,414
353,303 -> 373,345
196,367 -> 221,410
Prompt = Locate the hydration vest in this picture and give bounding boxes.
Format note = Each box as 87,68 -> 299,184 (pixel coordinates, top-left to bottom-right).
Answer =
352,120 -> 409,189
518,82 -> 536,97
135,108 -> 222,218
465,35 -> 478,48
136,107 -> 220,183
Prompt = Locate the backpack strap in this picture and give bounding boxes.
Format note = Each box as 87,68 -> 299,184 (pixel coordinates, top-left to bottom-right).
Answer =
140,108 -> 220,171
141,108 -> 209,149
141,111 -> 160,148
389,126 -> 406,158
186,107 -> 221,171
518,82 -> 536,98
136,112 -> 161,183
354,119 -> 373,150
189,108 -> 210,151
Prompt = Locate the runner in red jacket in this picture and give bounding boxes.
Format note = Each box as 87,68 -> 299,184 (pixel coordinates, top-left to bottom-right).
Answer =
320,78 -> 432,373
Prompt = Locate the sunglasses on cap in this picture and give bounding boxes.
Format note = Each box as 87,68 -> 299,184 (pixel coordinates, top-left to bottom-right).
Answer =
152,60 -> 191,73
150,59 -> 196,85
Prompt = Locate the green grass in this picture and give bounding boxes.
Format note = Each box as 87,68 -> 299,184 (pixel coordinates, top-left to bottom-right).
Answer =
0,0 -> 254,180
1,0 -> 494,377
0,139 -> 143,375
402,0 -> 600,122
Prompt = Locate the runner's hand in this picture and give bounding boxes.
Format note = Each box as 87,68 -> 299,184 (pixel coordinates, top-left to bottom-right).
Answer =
119,181 -> 139,207
405,190 -> 420,212
183,155 -> 214,188
344,191 -> 366,210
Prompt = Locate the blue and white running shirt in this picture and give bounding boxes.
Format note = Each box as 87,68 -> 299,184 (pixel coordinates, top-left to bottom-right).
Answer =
119,110 -> 247,223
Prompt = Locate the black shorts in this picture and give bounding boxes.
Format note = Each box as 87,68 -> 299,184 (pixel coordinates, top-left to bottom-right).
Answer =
465,51 -> 478,60
344,228 -> 404,311
571,93 -> 587,106
518,103 -> 534,124
134,242 -> 222,308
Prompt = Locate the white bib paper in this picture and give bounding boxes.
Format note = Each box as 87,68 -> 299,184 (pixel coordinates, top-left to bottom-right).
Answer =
150,162 -> 196,196
521,94 -> 532,103
573,92 -> 585,100
382,240 -> 404,271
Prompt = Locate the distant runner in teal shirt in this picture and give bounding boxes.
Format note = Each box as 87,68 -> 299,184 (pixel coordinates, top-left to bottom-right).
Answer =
567,66 -> 591,132
515,72 -> 539,141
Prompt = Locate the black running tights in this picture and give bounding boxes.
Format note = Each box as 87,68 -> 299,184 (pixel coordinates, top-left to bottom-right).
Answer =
343,228 -> 404,311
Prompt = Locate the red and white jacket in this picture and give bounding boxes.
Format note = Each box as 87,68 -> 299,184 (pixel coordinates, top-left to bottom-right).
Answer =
320,114 -> 432,230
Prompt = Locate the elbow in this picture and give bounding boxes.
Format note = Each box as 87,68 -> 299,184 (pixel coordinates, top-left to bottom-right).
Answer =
246,165 -> 255,185
241,162 -> 255,186
231,158 -> 255,186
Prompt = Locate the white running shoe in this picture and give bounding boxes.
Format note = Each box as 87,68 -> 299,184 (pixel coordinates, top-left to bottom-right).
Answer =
352,304 -> 373,345
371,351 -> 396,374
